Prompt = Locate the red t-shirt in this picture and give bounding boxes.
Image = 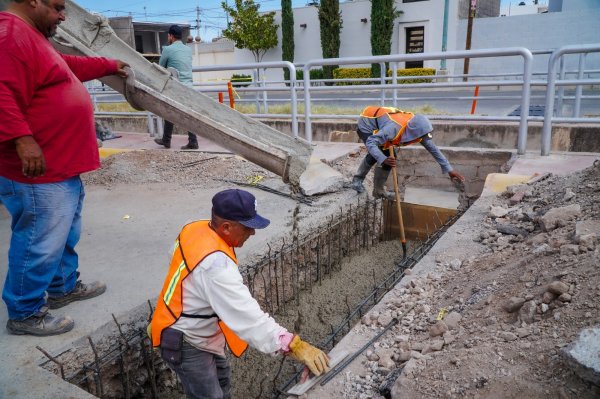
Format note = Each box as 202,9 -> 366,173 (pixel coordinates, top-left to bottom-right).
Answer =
0,12 -> 118,183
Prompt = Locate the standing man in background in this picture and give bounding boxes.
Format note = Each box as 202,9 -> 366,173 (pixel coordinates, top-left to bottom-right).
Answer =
154,24 -> 199,150
0,0 -> 129,336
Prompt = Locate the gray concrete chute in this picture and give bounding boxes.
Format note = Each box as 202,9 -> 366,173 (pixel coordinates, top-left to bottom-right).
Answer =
53,0 -> 313,185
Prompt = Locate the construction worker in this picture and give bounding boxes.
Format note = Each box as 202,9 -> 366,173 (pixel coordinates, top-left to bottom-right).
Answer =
149,189 -> 329,399
154,24 -> 199,150
352,106 -> 464,199
0,0 -> 128,336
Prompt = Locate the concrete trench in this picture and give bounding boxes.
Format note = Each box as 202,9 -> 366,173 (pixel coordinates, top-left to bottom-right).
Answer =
34,149 -> 514,399
34,199 -> 460,399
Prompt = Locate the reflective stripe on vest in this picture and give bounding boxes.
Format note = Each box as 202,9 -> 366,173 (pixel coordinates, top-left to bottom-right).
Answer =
360,106 -> 419,149
150,220 -> 249,358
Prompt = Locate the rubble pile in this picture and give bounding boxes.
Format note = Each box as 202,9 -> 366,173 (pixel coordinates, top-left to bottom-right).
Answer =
338,161 -> 600,399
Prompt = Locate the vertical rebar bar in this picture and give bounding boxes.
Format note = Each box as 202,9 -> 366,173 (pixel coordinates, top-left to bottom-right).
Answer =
327,216 -> 332,276
317,234 -> 322,286
139,337 -> 158,399
88,337 -> 104,398
267,244 -> 274,311
280,239 -> 286,310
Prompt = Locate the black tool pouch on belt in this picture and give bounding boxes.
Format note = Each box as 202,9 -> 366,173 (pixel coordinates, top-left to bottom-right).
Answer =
160,328 -> 184,366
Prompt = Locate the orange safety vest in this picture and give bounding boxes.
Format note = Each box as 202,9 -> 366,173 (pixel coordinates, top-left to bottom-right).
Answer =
360,106 -> 423,149
150,220 -> 249,358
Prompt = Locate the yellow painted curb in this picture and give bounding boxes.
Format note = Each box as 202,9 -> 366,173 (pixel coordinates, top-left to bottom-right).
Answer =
99,148 -> 133,159
483,173 -> 532,193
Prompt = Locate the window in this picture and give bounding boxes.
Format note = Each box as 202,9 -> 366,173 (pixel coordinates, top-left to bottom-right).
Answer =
402,0 -> 428,3
405,26 -> 424,68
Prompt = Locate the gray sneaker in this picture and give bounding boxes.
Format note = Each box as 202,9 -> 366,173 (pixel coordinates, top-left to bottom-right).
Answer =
47,280 -> 107,310
6,306 -> 74,336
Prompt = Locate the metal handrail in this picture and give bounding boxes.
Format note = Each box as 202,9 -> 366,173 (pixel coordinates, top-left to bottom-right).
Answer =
192,61 -> 299,137
542,43 -> 600,156
302,47 -> 533,154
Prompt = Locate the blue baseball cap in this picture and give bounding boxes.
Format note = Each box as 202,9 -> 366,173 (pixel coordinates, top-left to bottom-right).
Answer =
212,189 -> 270,229
402,114 -> 433,143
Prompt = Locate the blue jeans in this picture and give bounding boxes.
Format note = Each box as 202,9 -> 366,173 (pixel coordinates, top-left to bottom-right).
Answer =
162,339 -> 231,399
0,176 -> 84,320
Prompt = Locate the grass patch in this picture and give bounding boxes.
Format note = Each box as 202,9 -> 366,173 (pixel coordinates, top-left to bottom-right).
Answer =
234,103 -> 448,116
96,102 -> 448,116
96,102 -> 140,112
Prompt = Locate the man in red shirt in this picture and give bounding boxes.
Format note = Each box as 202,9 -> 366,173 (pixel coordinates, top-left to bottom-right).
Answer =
0,0 -> 129,336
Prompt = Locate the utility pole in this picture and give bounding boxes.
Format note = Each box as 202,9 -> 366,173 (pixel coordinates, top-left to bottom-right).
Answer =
196,6 -> 201,41
440,0 -> 450,72
463,0 -> 476,81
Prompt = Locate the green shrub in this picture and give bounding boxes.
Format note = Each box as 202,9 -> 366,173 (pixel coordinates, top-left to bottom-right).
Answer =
330,67 -> 437,85
296,68 -> 325,81
387,67 -> 436,84
332,68 -> 373,85
230,74 -> 252,87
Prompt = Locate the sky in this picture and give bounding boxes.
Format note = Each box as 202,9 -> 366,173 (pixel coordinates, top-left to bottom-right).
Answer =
74,0 -> 517,42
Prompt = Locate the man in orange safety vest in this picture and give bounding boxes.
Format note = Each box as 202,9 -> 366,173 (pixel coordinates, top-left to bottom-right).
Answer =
150,189 -> 329,399
353,106 -> 464,200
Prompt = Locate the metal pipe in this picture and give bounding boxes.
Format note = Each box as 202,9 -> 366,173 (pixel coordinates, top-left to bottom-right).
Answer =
542,43 -> 600,156
380,62 -> 386,106
574,53 -> 586,118
556,56 -> 565,117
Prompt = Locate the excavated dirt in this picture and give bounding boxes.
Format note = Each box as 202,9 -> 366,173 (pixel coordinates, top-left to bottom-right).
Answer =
335,161 -> 600,399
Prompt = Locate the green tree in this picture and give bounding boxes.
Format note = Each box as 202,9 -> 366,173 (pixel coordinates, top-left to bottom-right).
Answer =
281,0 -> 295,83
318,0 -> 342,83
222,0 -> 278,62
370,0 -> 401,78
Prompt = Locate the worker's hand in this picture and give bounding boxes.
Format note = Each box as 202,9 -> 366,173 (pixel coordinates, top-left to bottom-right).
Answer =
382,156 -> 397,168
288,335 -> 330,376
115,60 -> 130,78
448,170 -> 465,182
15,135 -> 45,178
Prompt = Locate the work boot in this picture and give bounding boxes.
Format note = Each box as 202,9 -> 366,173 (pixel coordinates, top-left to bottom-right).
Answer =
351,157 -> 373,193
154,138 -> 171,149
180,143 -> 199,150
6,306 -> 74,336
372,168 -> 396,201
47,280 -> 107,310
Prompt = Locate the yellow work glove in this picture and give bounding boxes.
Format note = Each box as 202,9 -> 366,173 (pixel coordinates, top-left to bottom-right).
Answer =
288,335 -> 330,376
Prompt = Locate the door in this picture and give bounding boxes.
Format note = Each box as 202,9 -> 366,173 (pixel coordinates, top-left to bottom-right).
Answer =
405,26 -> 424,69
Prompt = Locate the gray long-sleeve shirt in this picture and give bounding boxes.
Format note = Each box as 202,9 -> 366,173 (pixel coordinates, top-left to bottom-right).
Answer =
359,116 -> 453,174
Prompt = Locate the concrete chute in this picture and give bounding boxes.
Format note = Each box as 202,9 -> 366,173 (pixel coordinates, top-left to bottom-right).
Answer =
54,1 -> 313,185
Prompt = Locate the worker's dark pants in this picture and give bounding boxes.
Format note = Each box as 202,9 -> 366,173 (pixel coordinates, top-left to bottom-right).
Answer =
162,120 -> 198,146
356,129 -> 392,171
161,334 -> 231,399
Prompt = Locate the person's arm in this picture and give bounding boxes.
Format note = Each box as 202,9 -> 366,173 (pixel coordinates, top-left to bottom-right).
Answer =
420,137 -> 465,181
158,46 -> 170,68
0,52 -> 45,177
199,253 -> 291,354
61,54 -> 128,82
365,123 -> 399,167
197,253 -> 330,375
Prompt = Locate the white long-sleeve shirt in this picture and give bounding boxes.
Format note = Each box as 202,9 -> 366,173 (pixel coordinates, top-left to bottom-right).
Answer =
171,251 -> 291,356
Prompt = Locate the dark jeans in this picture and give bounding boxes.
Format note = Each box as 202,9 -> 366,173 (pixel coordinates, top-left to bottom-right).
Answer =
356,128 -> 392,171
163,120 -> 198,146
162,339 -> 231,399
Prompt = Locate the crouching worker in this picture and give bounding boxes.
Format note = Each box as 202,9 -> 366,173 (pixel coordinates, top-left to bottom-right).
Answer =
150,189 -> 329,399
352,106 -> 464,200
